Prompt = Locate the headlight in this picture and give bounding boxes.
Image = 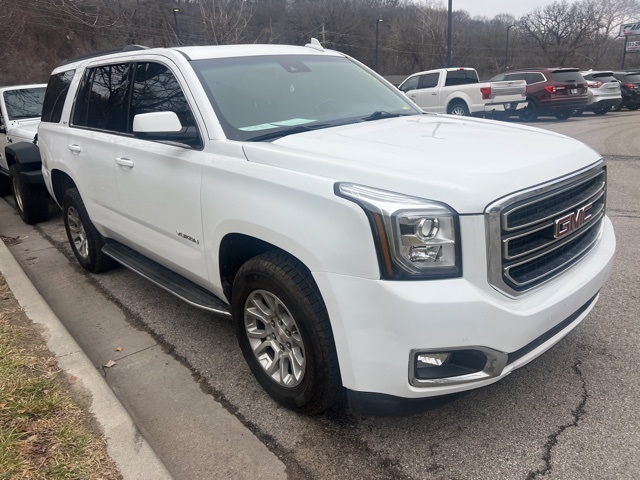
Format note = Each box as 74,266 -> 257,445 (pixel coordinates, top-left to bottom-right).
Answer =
336,183 -> 461,280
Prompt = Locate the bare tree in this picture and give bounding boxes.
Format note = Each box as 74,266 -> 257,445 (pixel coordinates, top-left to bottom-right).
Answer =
518,0 -> 601,66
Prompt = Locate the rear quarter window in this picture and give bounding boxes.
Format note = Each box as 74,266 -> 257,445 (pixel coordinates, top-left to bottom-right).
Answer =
41,70 -> 75,123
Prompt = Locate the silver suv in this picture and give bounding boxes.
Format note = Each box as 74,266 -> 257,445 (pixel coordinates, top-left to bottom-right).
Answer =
579,71 -> 622,115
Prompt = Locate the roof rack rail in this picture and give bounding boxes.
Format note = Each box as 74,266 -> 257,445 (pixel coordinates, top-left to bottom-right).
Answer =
58,45 -> 149,66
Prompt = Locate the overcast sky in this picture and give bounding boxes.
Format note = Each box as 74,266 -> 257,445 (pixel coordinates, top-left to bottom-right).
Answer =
450,0 -> 573,18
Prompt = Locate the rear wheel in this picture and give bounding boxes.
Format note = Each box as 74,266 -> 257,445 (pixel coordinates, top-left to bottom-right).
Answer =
63,188 -> 116,273
519,101 -> 538,121
447,102 -> 470,116
593,107 -> 609,115
232,251 -> 342,414
614,103 -> 623,111
628,104 -> 640,111
9,164 -> 50,224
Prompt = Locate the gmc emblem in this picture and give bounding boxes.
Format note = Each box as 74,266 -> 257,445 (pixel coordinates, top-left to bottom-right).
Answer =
554,203 -> 594,239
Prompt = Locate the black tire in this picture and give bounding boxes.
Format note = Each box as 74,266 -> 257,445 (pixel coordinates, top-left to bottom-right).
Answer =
0,174 -> 10,196
628,104 -> 640,111
593,107 -> 609,116
554,111 -> 572,120
232,251 -> 342,414
519,101 -> 538,121
62,188 -> 116,273
447,101 -> 470,116
614,103 -> 623,111
9,164 -> 50,224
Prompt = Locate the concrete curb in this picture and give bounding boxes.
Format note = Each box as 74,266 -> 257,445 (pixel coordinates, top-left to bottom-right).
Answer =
0,238 -> 173,480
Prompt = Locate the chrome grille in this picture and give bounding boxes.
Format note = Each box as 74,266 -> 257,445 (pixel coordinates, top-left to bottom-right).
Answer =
486,162 -> 606,296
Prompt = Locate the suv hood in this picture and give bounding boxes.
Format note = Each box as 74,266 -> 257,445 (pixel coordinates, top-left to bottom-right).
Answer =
7,118 -> 39,142
242,115 -> 601,214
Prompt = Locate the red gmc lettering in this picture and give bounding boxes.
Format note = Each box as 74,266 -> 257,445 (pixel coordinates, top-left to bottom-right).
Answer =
554,203 -> 593,238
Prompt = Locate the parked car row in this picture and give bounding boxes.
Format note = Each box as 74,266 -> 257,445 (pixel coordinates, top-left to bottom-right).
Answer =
489,67 -> 640,120
397,66 -> 640,121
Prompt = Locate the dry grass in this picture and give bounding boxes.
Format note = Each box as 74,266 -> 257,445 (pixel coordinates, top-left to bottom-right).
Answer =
0,275 -> 121,480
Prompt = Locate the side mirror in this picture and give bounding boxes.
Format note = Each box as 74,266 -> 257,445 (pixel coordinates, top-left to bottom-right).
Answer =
132,111 -> 200,147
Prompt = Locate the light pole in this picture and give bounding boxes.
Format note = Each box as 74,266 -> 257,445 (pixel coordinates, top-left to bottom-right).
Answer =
504,24 -> 516,70
446,0 -> 452,67
172,6 -> 181,43
375,18 -> 383,73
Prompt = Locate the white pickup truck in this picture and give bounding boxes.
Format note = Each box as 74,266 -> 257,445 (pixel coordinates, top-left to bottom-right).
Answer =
0,83 -> 50,224
37,43 -> 614,415
398,67 -> 527,117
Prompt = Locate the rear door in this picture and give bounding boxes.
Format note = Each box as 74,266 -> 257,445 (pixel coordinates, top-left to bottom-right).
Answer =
414,72 -> 441,112
66,63 -> 130,228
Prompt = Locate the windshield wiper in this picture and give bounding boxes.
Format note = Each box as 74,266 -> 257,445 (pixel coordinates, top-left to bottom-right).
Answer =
247,123 -> 332,142
361,111 -> 409,122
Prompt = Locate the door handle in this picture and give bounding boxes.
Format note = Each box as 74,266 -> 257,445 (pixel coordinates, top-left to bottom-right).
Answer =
431,93 -> 437,96
68,144 -> 82,153
115,157 -> 134,168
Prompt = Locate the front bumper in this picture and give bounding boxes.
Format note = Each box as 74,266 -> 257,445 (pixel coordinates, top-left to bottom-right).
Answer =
313,215 -> 615,401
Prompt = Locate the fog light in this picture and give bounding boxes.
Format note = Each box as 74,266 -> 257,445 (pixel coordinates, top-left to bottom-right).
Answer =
413,349 -> 488,380
417,353 -> 450,367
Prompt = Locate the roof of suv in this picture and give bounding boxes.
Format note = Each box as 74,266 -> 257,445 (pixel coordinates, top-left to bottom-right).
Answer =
56,43 -> 343,71
507,67 -> 580,73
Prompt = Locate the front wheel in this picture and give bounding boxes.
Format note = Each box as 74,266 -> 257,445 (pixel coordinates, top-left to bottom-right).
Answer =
62,188 -> 116,273
447,102 -> 470,116
628,104 -> 640,111
232,251 -> 342,414
593,107 -> 609,116
9,164 -> 50,224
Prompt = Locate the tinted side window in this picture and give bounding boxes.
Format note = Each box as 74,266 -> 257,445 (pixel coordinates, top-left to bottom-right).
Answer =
130,62 -> 196,132
41,70 -> 75,123
418,73 -> 439,89
399,76 -> 419,93
444,70 -> 478,86
73,63 -> 131,133
525,73 -> 543,84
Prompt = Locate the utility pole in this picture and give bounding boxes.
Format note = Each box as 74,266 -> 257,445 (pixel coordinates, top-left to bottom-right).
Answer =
375,18 -> 383,73
173,7 -> 181,43
446,0 -> 452,67
321,23 -> 326,47
505,25 -> 515,70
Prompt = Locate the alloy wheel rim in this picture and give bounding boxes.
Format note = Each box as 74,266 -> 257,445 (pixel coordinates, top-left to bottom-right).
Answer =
12,177 -> 23,213
244,289 -> 306,388
67,206 -> 89,260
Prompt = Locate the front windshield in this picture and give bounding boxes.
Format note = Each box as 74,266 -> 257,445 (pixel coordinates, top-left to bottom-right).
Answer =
191,54 -> 419,141
3,87 -> 46,120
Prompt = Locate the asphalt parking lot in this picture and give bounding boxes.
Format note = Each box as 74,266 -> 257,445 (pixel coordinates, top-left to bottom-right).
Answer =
1,110 -> 639,479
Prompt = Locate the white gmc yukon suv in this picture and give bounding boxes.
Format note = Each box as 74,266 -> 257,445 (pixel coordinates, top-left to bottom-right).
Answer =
37,43 -> 616,415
